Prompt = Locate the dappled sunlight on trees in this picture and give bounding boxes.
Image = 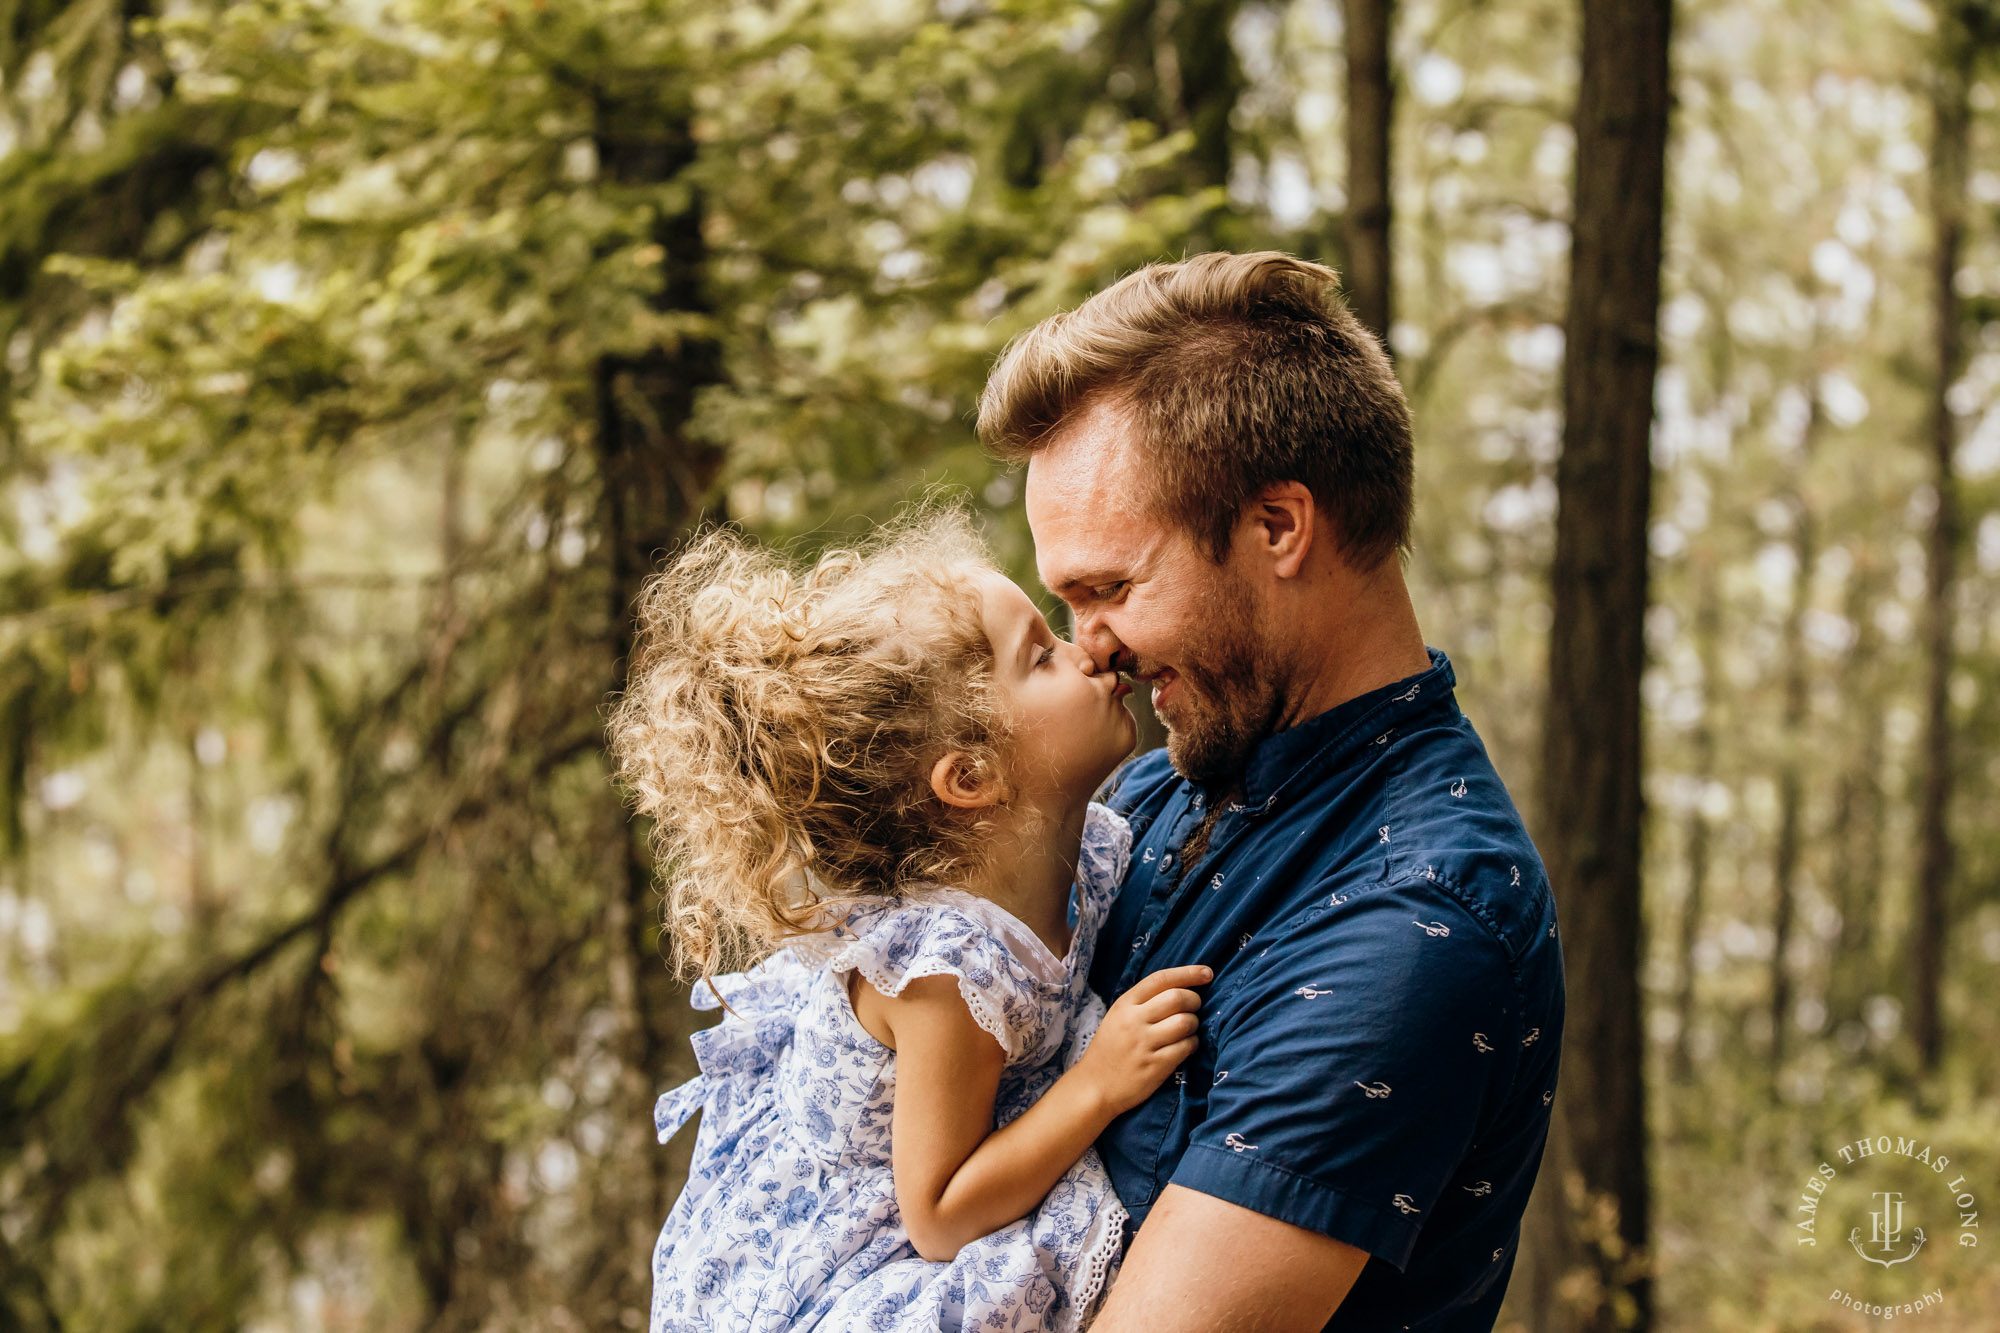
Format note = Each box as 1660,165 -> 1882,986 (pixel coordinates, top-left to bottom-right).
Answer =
0,0 -> 1997,1329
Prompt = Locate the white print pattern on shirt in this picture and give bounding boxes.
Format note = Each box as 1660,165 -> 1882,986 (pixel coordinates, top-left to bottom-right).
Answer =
1354,1081 -> 1392,1099
1522,1027 -> 1541,1048
1224,1133 -> 1258,1153
1450,778 -> 1468,798
1294,985 -> 1334,999
1394,682 -> 1422,702
1472,1032 -> 1495,1053
1392,1194 -> 1421,1215
1463,1181 -> 1493,1197
1414,919 -> 1451,937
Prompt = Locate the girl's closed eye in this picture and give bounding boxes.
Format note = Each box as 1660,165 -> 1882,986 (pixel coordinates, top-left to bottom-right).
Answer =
1035,642 -> 1058,667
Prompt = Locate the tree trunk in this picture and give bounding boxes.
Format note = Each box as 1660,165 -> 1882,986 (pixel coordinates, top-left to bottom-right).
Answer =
1099,0 -> 1244,196
1910,19 -> 1969,1076
1768,386 -> 1821,1078
591,100 -> 728,1292
1829,540 -> 1886,1034
1522,0 -> 1672,1328
1341,0 -> 1394,345
1670,561 -> 1719,1087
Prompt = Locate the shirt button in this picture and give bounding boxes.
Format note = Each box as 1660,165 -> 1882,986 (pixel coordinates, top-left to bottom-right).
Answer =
1160,854 -> 1174,870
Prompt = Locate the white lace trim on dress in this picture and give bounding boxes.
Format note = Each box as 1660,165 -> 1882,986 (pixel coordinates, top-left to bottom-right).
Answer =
1056,1179 -> 1129,1333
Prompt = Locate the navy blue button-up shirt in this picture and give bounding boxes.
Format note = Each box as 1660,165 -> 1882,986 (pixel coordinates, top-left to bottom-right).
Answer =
1092,649 -> 1563,1331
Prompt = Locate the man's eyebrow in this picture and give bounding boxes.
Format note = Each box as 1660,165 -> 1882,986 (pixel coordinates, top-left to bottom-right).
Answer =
1044,566 -> 1124,597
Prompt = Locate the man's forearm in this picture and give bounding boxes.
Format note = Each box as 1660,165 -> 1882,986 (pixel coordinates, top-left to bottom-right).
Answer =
1090,1185 -> 1369,1333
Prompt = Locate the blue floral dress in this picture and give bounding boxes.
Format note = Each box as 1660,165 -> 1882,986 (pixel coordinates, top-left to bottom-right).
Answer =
649,802 -> 1134,1333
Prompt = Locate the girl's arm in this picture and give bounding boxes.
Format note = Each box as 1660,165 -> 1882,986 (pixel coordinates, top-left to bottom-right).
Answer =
853,963 -> 1212,1263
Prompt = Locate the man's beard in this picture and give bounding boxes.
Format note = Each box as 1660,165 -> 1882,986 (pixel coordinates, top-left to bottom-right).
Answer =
1151,585 -> 1284,789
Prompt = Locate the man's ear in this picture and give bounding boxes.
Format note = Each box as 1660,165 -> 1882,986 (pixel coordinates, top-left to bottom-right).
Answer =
930,752 -> 1006,808
1246,481 -> 1315,579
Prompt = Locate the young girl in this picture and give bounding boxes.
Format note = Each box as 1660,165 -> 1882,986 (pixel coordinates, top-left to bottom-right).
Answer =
609,509 -> 1209,1333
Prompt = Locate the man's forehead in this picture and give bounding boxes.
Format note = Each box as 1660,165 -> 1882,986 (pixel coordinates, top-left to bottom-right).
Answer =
1027,478 -> 1166,593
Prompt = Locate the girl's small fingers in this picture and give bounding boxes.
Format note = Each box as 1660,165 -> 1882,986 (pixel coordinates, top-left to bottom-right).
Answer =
1123,965 -> 1214,1005
1149,1012 -> 1199,1044
1135,986 -> 1202,1021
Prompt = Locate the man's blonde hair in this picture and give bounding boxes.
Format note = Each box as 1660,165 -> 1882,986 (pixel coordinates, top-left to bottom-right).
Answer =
978,251 -> 1413,568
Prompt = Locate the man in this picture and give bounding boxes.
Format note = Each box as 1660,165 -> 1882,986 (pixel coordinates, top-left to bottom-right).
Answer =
978,251 -> 1564,1332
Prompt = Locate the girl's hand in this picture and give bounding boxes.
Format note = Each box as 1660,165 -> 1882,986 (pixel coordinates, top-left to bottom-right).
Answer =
1077,964 -> 1213,1117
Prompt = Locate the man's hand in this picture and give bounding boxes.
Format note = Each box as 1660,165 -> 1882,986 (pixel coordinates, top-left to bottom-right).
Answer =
1074,965 -> 1211,1116
1090,1185 -> 1369,1333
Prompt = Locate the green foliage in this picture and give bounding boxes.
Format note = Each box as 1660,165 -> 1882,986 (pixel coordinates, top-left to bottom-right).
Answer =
0,0 -> 1996,1327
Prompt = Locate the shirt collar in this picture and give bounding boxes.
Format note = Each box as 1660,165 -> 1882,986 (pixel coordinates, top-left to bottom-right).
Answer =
1224,647 -> 1458,809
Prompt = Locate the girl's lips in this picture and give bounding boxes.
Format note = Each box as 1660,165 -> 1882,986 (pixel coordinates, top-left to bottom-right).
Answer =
1111,678 -> 1132,701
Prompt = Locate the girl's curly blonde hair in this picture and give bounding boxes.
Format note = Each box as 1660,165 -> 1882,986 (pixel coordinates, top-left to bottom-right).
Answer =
608,506 -> 1012,985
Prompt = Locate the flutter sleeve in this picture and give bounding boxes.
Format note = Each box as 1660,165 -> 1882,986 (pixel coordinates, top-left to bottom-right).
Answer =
1073,801 -> 1134,929
822,898 -> 1053,1065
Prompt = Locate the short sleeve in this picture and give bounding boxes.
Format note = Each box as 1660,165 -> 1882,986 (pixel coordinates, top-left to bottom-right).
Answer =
1074,802 -> 1133,923
824,901 -> 1051,1064
1172,876 -> 1520,1269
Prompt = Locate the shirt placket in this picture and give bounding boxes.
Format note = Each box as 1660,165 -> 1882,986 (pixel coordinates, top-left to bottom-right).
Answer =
1117,788 -> 1254,991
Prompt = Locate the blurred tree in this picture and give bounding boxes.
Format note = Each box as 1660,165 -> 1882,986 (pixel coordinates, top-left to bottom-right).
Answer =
1910,0 -> 1984,1074
1766,362 -> 1822,1077
1668,551 -> 1718,1089
1340,0 -> 1393,342
1,0 -> 1997,1329
1522,1 -> 1673,1332
0,0 -> 1231,1327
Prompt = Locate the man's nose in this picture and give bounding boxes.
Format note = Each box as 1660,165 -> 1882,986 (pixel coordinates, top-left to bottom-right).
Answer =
1071,611 -> 1126,673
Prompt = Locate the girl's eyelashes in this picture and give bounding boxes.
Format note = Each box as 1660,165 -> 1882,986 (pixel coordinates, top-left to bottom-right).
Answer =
1035,642 -> 1058,668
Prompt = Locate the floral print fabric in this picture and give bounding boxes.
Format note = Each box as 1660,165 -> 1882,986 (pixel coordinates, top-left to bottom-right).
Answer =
649,802 -> 1135,1333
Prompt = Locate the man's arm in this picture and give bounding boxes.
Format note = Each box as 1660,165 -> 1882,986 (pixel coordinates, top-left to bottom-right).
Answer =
1091,1185 -> 1368,1333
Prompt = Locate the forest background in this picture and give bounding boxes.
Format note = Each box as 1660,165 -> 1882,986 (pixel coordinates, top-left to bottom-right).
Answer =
2,0 -> 1998,1329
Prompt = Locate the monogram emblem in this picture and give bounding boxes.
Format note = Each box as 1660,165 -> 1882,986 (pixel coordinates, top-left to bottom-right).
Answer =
1850,1192 -> 1927,1267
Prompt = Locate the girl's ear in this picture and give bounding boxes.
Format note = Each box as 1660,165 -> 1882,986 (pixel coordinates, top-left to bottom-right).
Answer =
930,751 -> 1005,808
